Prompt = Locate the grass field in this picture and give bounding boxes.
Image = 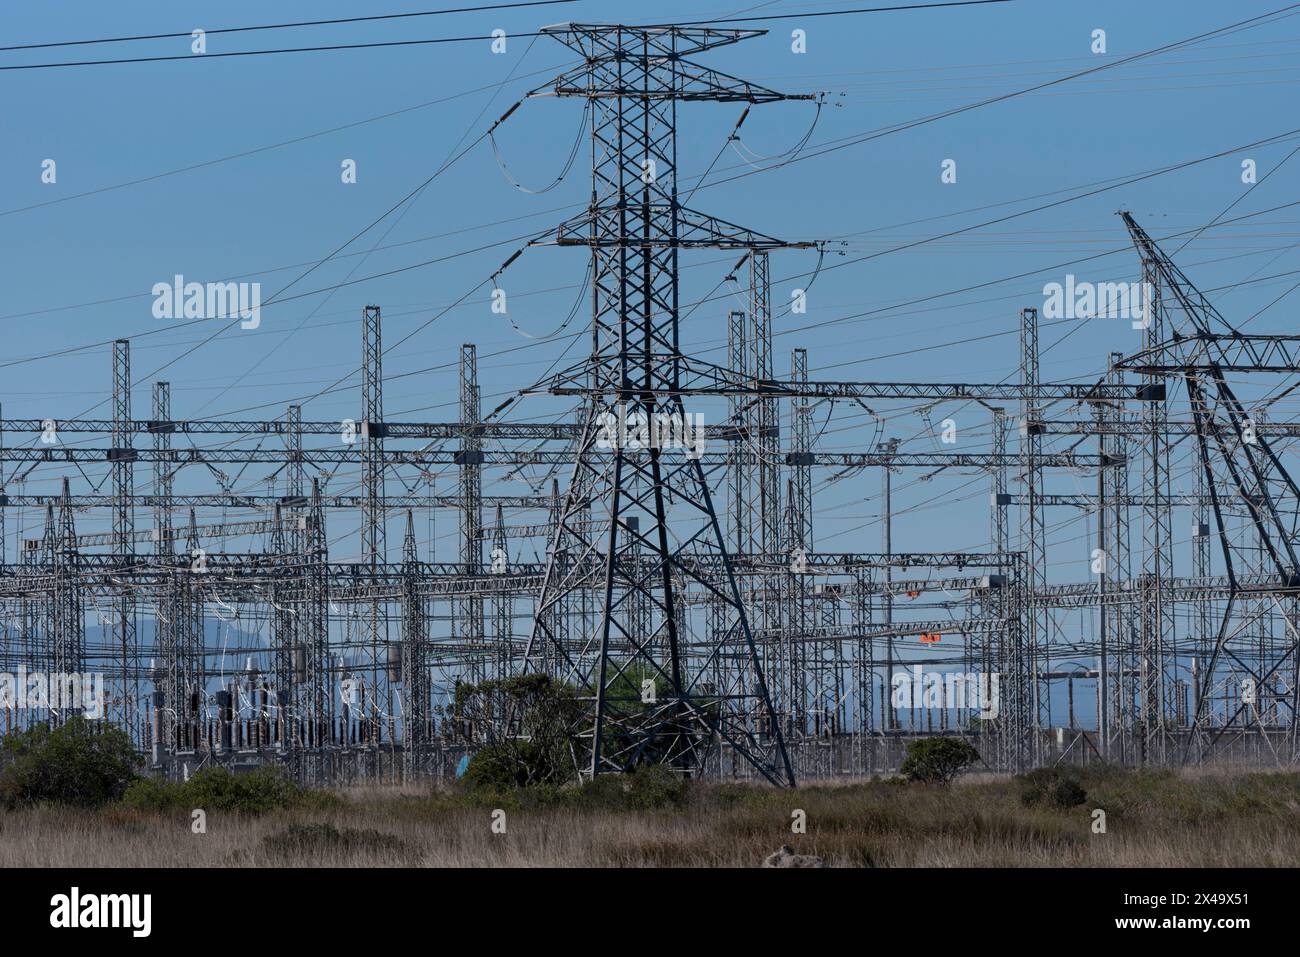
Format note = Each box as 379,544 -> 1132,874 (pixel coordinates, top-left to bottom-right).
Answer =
3,766 -> 1299,867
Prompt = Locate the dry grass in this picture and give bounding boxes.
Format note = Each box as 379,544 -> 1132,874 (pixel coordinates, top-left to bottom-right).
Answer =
3,767 -> 1299,867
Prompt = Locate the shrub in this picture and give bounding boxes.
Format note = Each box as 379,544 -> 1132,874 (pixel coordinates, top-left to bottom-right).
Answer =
1017,766 -> 1088,808
590,666 -> 717,768
1013,764 -> 1086,806
899,737 -> 980,785
205,765 -> 341,812
569,773 -> 629,810
119,776 -> 186,812
625,763 -> 688,810
0,717 -> 139,808
462,742 -> 551,792
459,675 -> 581,790
457,673 -> 712,801
189,766 -> 305,813
567,764 -> 689,811
120,765 -> 335,814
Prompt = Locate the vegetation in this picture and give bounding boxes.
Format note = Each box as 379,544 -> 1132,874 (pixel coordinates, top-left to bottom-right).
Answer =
0,717 -> 337,817
1017,766 -> 1088,808
0,717 -> 139,808
566,764 -> 688,811
899,737 -> 981,785
586,664 -> 719,771
4,766 -> 1300,867
120,766 -> 336,814
457,666 -> 720,795
458,673 -> 582,790
261,822 -> 406,860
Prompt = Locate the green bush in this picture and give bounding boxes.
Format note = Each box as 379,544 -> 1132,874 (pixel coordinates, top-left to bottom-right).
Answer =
569,773 -> 628,810
0,717 -> 139,808
569,764 -> 689,811
456,673 -> 712,802
625,763 -> 688,809
461,756 -> 690,811
119,776 -> 186,812
899,737 -> 980,785
459,675 -> 581,791
1017,767 -> 1088,809
120,765 -> 334,814
463,742 -> 557,792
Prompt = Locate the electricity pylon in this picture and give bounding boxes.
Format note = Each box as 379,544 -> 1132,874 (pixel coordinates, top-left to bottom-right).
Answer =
521,23 -> 813,785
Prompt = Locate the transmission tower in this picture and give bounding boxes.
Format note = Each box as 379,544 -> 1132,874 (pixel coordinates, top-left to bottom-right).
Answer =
521,23 -> 816,785
1117,211 -> 1300,763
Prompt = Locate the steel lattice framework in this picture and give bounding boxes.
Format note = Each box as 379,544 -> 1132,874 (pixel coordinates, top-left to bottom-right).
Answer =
521,24 -> 815,785
2,21 -> 1299,787
1118,213 -> 1300,763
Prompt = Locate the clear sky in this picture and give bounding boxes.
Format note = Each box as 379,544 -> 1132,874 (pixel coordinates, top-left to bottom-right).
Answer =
2,1 -> 1297,715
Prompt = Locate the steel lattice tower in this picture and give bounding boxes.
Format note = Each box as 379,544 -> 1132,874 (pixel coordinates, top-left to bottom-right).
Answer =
1117,212 -> 1300,763
1019,307 -> 1046,768
111,339 -> 137,739
360,305 -> 387,741
521,23 -> 812,785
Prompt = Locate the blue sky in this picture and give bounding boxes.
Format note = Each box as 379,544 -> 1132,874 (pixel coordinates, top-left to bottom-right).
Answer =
1,0 -> 1296,607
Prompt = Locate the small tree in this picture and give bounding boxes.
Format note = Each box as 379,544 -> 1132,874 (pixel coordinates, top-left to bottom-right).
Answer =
460,675 -> 581,790
0,717 -> 139,808
899,737 -> 980,785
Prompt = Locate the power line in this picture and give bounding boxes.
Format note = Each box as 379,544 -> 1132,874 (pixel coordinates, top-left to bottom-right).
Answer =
0,0 -> 1021,71
0,31 -> 548,72
0,61 -> 573,219
686,3 -> 1300,194
673,0 -> 1015,25
0,0 -> 576,53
